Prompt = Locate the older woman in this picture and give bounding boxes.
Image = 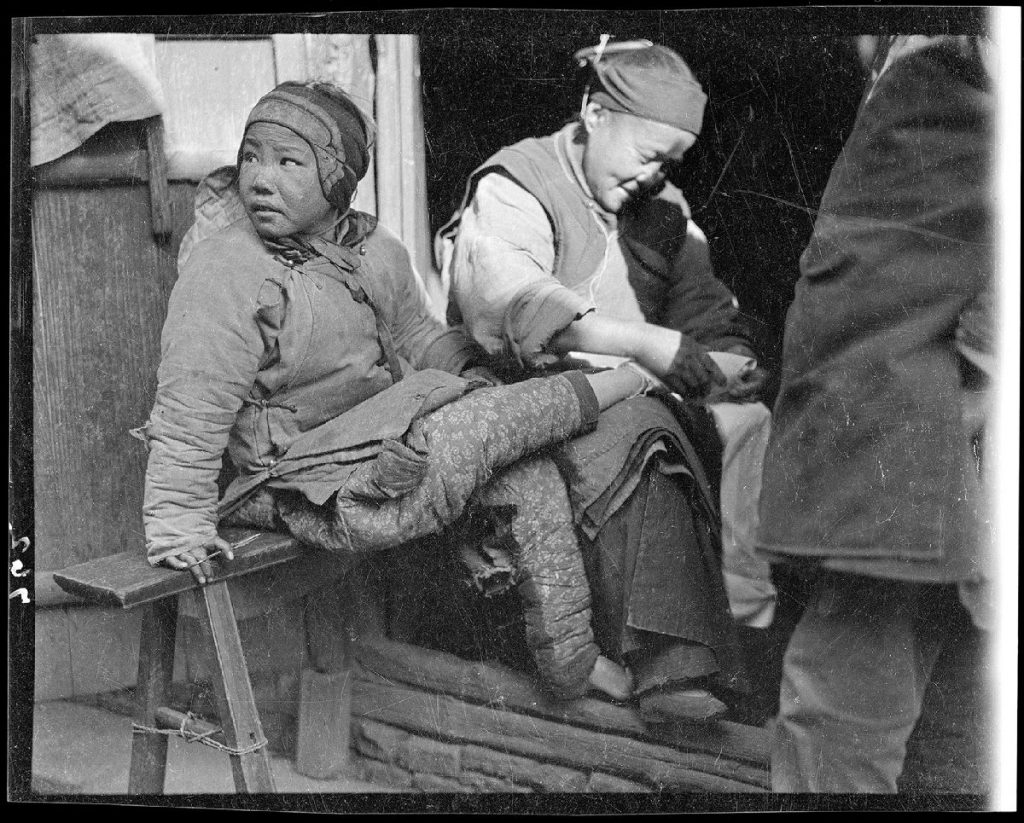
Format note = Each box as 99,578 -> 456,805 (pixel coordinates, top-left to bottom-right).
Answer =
138,81 -> 654,702
437,41 -> 771,721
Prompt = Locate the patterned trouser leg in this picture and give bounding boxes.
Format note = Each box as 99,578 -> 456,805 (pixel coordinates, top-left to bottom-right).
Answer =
274,374 -> 586,553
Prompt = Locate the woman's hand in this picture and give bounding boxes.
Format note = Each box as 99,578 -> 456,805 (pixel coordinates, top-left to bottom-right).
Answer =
724,365 -> 768,402
162,536 -> 235,585
661,335 -> 727,399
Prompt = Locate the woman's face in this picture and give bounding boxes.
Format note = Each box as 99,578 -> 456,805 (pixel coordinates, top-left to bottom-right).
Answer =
581,106 -> 697,214
238,122 -> 335,239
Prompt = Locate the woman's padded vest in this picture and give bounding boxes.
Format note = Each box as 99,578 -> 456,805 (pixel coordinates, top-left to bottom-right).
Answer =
438,129 -> 750,349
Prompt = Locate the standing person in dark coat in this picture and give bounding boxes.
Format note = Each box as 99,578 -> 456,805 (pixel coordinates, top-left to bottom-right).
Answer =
757,34 -> 996,792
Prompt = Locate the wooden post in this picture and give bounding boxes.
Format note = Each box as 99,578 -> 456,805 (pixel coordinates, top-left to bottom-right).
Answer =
193,581 -> 277,793
373,34 -> 445,317
349,555 -> 388,641
294,575 -> 353,779
143,116 -> 172,240
271,33 -> 378,218
128,598 -> 178,794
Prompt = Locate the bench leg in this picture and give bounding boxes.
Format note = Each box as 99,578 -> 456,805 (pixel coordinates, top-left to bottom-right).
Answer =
193,580 -> 277,793
129,598 -> 178,794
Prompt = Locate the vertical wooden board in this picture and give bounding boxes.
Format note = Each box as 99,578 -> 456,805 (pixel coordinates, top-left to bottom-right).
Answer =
271,33 -> 312,84
182,599 -> 304,683
396,36 -> 433,283
373,35 -> 403,238
348,554 -> 389,641
373,35 -> 442,316
32,183 -> 195,570
172,608 -> 190,684
154,39 -> 276,166
179,616 -> 206,684
67,607 -> 145,696
294,668 -> 352,779
237,600 -> 305,676
317,33 -> 378,218
34,608 -> 73,701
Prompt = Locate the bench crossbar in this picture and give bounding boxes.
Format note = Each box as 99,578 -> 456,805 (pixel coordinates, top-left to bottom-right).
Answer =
52,529 -> 304,610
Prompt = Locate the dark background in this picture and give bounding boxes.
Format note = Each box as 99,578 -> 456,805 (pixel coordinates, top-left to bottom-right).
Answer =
417,6 -> 987,402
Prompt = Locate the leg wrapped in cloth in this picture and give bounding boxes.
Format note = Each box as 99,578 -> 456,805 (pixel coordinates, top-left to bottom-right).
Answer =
469,455 -> 600,700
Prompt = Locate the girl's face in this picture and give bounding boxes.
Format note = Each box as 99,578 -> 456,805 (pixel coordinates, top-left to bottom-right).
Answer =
238,122 -> 336,239
581,105 -> 697,214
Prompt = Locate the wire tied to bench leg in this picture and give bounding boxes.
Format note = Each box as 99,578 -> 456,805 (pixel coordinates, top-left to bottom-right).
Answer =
132,711 -> 269,756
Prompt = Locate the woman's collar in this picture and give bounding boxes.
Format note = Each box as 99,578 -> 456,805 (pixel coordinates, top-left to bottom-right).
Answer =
556,124 -> 595,199
555,123 -> 615,220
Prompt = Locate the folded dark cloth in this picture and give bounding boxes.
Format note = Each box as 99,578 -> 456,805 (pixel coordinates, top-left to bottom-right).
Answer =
552,394 -> 720,540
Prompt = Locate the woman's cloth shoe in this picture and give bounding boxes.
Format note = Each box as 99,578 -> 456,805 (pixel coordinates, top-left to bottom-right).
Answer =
635,682 -> 729,723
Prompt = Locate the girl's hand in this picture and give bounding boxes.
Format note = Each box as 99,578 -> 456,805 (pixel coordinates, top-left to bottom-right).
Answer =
461,364 -> 504,386
163,536 -> 235,585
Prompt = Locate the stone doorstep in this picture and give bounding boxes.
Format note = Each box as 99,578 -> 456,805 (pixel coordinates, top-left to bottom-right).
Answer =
460,742 -> 588,792
354,719 -> 652,794
357,757 -> 414,790
355,718 -> 410,762
411,772 -> 473,793
397,734 -> 463,777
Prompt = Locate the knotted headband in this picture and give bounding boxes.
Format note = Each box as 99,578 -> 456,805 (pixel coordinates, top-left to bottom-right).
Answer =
586,43 -> 707,135
243,82 -> 374,212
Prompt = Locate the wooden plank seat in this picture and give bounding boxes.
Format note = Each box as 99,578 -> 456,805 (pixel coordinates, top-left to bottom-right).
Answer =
52,527 -> 352,794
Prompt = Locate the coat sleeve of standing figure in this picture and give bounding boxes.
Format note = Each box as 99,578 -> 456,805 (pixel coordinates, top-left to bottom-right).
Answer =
141,237 -> 268,565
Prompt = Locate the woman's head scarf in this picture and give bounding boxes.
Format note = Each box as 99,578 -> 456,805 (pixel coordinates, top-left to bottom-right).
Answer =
242,81 -> 375,213
584,42 -> 707,135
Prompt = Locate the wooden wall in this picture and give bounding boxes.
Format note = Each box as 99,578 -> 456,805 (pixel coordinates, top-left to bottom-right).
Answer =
32,181 -> 191,569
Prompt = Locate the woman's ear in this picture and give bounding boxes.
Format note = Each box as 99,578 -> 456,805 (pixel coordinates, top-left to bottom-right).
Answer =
581,101 -> 607,135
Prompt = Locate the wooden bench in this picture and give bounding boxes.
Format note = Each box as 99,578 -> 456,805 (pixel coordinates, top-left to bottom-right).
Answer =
52,527 -> 354,794
53,527 -> 772,793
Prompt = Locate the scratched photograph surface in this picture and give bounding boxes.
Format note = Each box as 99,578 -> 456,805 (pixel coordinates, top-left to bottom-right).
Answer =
9,7 -> 1017,813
